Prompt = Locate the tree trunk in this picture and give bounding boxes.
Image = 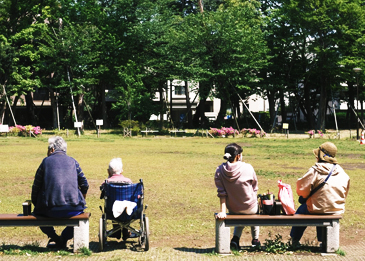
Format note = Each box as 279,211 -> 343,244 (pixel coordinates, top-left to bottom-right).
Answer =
198,0 -> 204,13
217,96 -> 227,125
184,81 -> 193,128
317,73 -> 327,131
169,80 -> 173,127
303,83 -> 314,129
49,88 -> 58,129
0,100 -> 6,125
193,81 -> 210,128
25,91 -> 36,125
77,93 -> 84,130
158,85 -> 165,129
267,90 -> 276,127
346,82 -> 355,129
279,89 -> 286,126
100,82 -> 109,128
11,96 -> 19,126
233,95 -> 240,130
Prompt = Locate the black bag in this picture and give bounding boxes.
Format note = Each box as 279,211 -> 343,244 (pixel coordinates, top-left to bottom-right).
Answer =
298,164 -> 336,204
298,196 -> 307,204
259,194 -> 275,215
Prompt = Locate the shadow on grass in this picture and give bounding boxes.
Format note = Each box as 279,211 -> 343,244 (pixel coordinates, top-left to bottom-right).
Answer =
174,245 -> 324,256
174,247 -> 215,254
0,243 -> 74,256
0,243 -> 49,254
89,239 -> 147,253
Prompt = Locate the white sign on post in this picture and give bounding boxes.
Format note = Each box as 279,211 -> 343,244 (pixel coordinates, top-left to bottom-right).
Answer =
0,125 -> 9,132
96,120 -> 103,126
74,122 -> 82,128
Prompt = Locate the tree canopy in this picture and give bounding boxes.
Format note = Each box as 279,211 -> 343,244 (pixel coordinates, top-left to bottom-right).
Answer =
1,0 -> 364,131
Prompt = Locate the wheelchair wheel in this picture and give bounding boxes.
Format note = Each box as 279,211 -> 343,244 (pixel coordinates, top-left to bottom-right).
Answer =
98,217 -> 106,251
139,215 -> 149,251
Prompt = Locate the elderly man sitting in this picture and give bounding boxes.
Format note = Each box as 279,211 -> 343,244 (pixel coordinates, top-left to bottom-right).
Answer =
31,136 -> 89,249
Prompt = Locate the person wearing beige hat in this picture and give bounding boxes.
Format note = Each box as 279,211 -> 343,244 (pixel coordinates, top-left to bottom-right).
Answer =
290,142 -> 350,246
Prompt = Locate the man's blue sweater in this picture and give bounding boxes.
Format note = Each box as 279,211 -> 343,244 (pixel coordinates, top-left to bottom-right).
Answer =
31,151 -> 89,215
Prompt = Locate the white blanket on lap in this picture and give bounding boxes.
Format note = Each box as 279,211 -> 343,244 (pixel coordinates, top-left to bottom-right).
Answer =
112,200 -> 137,218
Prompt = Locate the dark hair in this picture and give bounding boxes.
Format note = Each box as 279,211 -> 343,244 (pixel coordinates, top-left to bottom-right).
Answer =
223,143 -> 243,163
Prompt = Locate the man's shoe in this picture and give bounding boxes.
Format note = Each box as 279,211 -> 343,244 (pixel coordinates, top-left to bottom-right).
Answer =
251,239 -> 261,247
230,236 -> 240,251
46,236 -> 67,250
291,239 -> 301,249
46,235 -> 61,249
46,239 -> 59,249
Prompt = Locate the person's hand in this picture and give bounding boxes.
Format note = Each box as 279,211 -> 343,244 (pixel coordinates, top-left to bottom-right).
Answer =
216,212 -> 226,219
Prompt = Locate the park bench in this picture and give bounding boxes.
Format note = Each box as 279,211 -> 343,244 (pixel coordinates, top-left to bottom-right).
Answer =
169,129 -> 186,137
0,212 -> 91,252
141,129 -> 159,137
215,214 -> 342,254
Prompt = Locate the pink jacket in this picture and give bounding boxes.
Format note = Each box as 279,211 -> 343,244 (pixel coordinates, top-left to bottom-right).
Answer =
106,174 -> 132,183
215,161 -> 258,213
296,162 -> 350,214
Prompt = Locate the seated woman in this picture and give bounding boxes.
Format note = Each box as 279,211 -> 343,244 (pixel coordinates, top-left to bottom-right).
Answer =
100,158 -> 132,241
290,142 -> 350,247
214,143 -> 260,250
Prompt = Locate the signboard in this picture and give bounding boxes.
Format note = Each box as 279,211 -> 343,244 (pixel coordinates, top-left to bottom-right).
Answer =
0,125 -> 9,132
96,119 -> 103,126
282,123 -> 289,129
74,122 -> 82,128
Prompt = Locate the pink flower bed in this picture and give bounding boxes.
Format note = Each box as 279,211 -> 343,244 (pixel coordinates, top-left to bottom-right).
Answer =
9,125 -> 42,136
209,127 -> 239,137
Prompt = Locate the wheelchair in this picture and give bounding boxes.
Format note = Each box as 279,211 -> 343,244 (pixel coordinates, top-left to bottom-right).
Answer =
99,179 -> 149,251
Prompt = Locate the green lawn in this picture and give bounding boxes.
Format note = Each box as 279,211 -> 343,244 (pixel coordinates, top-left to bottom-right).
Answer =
0,133 -> 364,249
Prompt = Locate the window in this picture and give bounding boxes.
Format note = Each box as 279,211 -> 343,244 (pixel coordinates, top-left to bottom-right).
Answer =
205,101 -> 213,112
33,89 -> 49,100
174,85 -> 185,96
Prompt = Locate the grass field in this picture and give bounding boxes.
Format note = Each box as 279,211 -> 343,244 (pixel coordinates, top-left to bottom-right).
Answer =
0,132 -> 364,252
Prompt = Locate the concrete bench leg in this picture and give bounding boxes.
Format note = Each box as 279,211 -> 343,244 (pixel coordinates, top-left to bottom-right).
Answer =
322,220 -> 340,253
73,219 -> 89,252
215,219 -> 231,254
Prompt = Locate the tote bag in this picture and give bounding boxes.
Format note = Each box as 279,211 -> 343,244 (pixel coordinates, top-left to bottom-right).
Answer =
277,180 -> 296,215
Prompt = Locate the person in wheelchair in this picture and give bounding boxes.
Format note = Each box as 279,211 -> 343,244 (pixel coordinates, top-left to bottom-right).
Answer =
100,158 -> 133,241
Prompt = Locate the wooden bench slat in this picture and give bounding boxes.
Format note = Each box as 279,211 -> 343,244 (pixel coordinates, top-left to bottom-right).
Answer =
218,214 -> 342,220
0,212 -> 91,221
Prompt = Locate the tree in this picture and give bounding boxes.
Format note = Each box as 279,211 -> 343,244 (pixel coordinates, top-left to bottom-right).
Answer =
263,0 -> 365,131
162,0 -> 268,127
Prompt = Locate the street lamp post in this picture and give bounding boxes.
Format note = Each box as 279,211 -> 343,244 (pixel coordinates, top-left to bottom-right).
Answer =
353,67 -> 362,140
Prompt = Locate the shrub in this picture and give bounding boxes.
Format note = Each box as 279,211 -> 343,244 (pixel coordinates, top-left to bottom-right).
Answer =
306,130 -> 314,138
240,128 -> 266,138
317,130 -> 324,137
118,120 -> 140,136
9,125 -> 42,137
209,127 -> 239,137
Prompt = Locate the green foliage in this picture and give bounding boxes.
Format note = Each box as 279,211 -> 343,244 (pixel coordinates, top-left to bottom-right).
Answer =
55,249 -> 71,256
119,120 -> 141,135
263,234 -> 290,254
336,248 -> 346,256
78,246 -> 92,256
0,241 -> 44,256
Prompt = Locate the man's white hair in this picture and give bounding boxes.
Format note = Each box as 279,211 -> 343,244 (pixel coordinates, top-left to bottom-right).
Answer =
108,158 -> 123,174
48,136 -> 67,152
